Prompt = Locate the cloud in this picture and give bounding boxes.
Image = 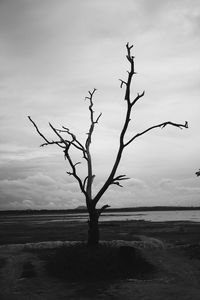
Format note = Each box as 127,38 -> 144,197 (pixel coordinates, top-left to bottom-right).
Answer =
159,178 -> 176,191
125,178 -> 148,189
22,199 -> 34,208
157,178 -> 200,205
0,173 -> 83,210
1,171 -> 200,210
0,143 -> 57,164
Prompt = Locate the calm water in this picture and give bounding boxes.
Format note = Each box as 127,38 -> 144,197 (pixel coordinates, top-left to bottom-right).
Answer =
66,210 -> 200,223
1,210 -> 200,224
101,210 -> 200,222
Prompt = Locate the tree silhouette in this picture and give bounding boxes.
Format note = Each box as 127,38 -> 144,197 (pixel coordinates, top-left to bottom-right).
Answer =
28,43 -> 188,246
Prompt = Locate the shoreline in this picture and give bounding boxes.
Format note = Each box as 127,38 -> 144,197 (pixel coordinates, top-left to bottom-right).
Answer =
1,219 -> 200,246
1,206 -> 200,215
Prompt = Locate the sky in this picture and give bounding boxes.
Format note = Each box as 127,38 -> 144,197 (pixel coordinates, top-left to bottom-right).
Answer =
0,0 -> 200,210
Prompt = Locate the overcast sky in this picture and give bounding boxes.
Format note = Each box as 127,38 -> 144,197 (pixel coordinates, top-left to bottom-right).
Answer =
0,0 -> 200,210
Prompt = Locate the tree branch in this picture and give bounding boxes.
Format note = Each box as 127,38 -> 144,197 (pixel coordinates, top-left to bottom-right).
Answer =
93,44 -> 188,206
131,91 -> 145,107
28,116 -> 87,154
125,121 -> 188,147
84,88 -> 102,199
92,44 -> 138,204
60,126 -> 88,160
98,204 -> 110,217
28,116 -> 51,145
196,169 -> 200,177
49,122 -> 68,146
28,116 -> 88,197
83,176 -> 88,190
124,43 -> 136,103
119,79 -> 127,88
111,174 -> 130,188
111,182 -> 123,187
64,146 -> 87,197
113,174 -> 130,181
95,113 -> 102,124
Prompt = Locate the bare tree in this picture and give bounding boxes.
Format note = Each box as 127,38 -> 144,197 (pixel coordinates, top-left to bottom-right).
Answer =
28,43 -> 188,246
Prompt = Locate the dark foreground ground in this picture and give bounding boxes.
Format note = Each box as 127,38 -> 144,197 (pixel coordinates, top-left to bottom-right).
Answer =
0,218 -> 200,299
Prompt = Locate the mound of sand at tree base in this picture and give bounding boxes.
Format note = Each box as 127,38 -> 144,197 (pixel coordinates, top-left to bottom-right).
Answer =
0,235 -> 165,251
1,237 -> 200,300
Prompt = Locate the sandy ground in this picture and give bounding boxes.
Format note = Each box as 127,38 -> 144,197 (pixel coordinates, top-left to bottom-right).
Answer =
0,237 -> 200,300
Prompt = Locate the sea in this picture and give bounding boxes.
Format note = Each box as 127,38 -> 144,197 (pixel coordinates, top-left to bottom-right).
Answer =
65,210 -> 200,223
1,210 -> 200,224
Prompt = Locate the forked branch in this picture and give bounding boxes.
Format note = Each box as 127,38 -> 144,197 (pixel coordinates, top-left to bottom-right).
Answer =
98,204 -> 110,217
93,43 -> 188,205
64,146 -> 87,197
28,116 -> 60,147
85,88 -> 102,199
28,116 -> 87,158
85,88 -> 102,148
111,174 -> 130,188
28,88 -> 102,206
57,126 -> 87,158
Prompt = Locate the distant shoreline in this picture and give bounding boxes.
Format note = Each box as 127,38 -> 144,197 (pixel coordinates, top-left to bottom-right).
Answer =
1,206 -> 200,215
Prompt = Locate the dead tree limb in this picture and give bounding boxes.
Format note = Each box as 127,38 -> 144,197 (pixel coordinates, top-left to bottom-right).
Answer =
28,88 -> 102,210
92,43 -> 188,205
98,204 -> 110,217
125,121 -> 188,147
85,88 -> 102,202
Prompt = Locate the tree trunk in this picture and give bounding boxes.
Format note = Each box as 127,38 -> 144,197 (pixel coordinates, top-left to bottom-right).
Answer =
87,209 -> 99,246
